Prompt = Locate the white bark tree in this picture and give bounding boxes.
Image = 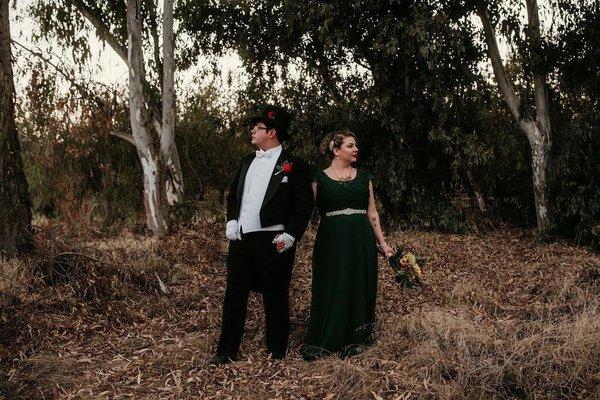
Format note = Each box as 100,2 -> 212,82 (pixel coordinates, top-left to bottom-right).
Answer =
477,0 -> 552,235
160,0 -> 182,206
63,0 -> 184,235
126,0 -> 169,236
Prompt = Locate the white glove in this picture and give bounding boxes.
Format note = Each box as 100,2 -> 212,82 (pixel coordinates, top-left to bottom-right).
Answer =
272,233 -> 295,253
226,220 -> 241,241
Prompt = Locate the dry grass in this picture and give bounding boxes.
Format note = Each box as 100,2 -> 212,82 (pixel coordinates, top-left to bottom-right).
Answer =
1,215 -> 599,399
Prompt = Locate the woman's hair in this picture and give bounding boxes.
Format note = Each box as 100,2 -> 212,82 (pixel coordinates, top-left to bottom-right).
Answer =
319,130 -> 356,159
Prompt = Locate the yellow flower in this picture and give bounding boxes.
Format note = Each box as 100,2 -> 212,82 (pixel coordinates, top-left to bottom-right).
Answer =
413,264 -> 421,276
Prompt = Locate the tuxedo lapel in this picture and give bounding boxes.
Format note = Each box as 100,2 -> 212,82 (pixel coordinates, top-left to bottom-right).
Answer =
236,154 -> 255,205
261,150 -> 287,209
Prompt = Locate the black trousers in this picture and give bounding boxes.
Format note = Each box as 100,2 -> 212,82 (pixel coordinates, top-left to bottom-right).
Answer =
216,231 -> 296,359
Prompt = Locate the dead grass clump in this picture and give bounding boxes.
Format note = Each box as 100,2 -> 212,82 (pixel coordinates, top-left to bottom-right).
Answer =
522,266 -> 600,324
378,309 -> 504,399
0,292 -> 25,347
449,279 -> 502,317
9,353 -> 80,399
320,359 -> 379,399
505,303 -> 600,398
371,302 -> 600,399
32,251 -> 168,307
575,261 -> 600,293
0,258 -> 37,347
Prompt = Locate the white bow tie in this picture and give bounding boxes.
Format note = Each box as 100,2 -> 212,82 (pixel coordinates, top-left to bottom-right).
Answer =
255,150 -> 274,159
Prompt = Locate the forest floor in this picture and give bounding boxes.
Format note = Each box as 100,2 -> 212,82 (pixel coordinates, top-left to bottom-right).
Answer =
1,213 -> 599,399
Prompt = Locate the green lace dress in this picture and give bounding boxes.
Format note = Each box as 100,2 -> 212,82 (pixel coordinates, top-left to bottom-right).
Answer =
301,169 -> 378,359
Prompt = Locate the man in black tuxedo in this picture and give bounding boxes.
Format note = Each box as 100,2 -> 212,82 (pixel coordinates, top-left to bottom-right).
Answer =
210,105 -> 314,365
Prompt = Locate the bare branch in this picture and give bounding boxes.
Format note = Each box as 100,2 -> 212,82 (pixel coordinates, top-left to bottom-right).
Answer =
525,0 -> 551,135
68,0 -> 163,132
12,39 -> 113,116
13,39 -> 137,148
110,130 -> 135,145
147,0 -> 164,91
162,0 -> 175,149
67,0 -> 128,63
476,5 -> 522,123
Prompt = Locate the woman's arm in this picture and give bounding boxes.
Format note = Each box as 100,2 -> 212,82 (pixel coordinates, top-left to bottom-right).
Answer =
311,181 -> 317,201
367,180 -> 394,258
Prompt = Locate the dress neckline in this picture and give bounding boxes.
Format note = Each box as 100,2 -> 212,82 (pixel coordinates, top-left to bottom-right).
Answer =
322,168 -> 358,183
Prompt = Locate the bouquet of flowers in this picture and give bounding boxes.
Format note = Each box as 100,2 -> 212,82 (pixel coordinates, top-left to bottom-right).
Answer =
386,244 -> 424,289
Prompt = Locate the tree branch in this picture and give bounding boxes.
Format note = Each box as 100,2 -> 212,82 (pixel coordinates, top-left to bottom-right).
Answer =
110,130 -> 136,144
12,39 -> 113,116
68,0 -> 163,133
67,0 -> 128,63
13,39 -> 137,148
525,0 -> 551,135
147,0 -> 164,91
476,5 -> 523,123
161,0 -> 175,150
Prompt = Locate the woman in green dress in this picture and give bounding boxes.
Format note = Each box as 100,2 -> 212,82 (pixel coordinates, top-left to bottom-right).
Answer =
301,131 -> 395,360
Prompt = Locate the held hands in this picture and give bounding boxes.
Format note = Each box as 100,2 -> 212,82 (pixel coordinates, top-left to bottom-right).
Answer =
272,233 -> 295,253
226,220 -> 241,241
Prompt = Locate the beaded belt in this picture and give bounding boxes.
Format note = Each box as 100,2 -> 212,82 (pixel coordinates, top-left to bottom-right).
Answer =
324,208 -> 367,217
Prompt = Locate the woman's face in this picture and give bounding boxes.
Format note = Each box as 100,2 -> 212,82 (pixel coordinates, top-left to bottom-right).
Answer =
334,136 -> 359,163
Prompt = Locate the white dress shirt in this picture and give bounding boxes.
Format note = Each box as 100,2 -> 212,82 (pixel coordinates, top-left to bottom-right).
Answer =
238,145 -> 285,234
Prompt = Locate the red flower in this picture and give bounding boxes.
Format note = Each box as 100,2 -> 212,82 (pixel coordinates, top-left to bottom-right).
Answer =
267,111 -> 276,119
282,161 -> 293,173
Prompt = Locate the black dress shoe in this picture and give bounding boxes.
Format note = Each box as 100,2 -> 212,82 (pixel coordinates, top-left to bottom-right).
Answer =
208,354 -> 234,366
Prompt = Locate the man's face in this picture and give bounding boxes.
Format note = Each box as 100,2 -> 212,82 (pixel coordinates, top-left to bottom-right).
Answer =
251,122 -> 275,148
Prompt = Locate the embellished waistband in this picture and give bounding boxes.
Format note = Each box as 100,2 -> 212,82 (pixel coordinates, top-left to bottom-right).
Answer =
324,208 -> 367,217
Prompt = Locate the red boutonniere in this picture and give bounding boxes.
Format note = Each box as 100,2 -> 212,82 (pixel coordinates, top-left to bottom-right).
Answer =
267,110 -> 276,119
274,160 -> 293,175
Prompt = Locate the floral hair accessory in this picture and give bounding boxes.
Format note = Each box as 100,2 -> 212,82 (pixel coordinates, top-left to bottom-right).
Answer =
328,140 -> 335,151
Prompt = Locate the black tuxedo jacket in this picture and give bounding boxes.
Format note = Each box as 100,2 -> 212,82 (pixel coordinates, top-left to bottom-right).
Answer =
226,149 -> 314,242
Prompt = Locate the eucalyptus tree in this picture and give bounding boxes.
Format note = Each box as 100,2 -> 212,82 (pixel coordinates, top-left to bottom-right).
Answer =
31,0 -> 182,236
179,0 -> 491,226
1,0 -> 33,256
467,0 -> 554,235
181,0 -> 573,235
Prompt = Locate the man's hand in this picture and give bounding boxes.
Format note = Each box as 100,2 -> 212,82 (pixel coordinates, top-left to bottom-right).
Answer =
226,220 -> 241,241
272,233 -> 295,253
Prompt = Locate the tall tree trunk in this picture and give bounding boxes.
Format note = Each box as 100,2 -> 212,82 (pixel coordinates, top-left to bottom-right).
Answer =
127,0 -> 169,237
71,0 -> 185,207
161,0 -> 184,206
525,0 -> 552,233
523,121 -> 551,232
477,2 -> 552,235
0,0 -> 33,257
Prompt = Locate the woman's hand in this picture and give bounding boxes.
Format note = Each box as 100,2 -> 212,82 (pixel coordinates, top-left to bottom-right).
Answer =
382,244 -> 395,259
377,242 -> 395,259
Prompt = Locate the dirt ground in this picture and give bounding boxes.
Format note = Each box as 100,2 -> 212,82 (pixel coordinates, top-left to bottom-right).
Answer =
1,217 -> 599,399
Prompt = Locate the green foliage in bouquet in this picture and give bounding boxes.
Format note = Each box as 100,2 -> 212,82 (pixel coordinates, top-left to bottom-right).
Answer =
388,244 -> 425,290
